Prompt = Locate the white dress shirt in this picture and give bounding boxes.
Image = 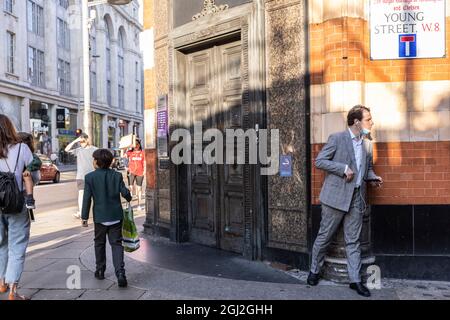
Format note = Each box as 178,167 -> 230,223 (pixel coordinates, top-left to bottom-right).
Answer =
345,128 -> 363,187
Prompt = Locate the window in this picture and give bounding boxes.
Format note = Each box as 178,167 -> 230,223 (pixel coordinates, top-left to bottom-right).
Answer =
58,59 -> 70,95
59,0 -> 69,9
135,62 -> 139,81
107,80 -> 111,106
135,61 -> 140,113
105,20 -> 112,106
4,0 -> 13,13
118,56 -> 124,78
57,18 -> 70,50
117,31 -> 125,78
118,30 -> 125,109
27,1 -> 44,36
28,46 -> 45,87
118,85 -> 124,110
89,25 -> 97,102
90,71 -> 97,102
6,31 -> 15,74
135,89 -> 139,112
106,47 -> 111,72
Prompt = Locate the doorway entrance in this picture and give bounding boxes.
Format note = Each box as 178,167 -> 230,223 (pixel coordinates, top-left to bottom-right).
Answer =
186,40 -> 246,253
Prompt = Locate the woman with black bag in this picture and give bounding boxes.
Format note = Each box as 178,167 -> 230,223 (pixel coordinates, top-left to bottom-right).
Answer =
0,115 -> 34,300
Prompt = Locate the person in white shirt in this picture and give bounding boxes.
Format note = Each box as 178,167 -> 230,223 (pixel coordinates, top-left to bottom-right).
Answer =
65,133 -> 98,219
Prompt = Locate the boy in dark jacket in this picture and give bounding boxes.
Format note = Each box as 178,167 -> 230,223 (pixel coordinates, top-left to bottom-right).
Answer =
81,149 -> 132,287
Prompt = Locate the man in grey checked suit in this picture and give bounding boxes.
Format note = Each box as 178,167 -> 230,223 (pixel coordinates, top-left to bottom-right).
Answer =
307,105 -> 383,297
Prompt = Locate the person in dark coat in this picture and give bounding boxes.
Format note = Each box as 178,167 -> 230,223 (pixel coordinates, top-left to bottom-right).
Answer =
81,149 -> 132,287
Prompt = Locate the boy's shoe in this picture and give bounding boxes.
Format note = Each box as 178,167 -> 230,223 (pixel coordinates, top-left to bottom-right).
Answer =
117,272 -> 128,288
25,195 -> 35,210
95,269 -> 105,280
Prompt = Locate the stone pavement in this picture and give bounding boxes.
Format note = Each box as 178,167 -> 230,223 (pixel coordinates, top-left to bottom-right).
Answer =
1,204 -> 450,300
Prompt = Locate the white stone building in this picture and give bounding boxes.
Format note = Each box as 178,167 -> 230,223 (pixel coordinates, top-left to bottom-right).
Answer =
0,0 -> 143,162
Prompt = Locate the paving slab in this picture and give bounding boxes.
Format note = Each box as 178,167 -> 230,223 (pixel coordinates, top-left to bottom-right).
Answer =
30,289 -> 86,300
23,258 -> 58,272
19,270 -> 114,290
77,288 -> 147,300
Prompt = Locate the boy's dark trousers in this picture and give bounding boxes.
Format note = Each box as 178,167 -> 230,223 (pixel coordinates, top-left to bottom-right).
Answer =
94,221 -> 125,276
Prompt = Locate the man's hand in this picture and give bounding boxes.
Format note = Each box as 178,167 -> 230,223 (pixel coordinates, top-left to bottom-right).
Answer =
345,167 -> 354,182
23,170 -> 31,178
370,177 -> 383,188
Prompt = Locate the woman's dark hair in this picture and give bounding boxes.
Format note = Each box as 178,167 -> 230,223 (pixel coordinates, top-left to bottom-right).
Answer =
130,139 -> 142,152
347,105 -> 371,126
18,132 -> 35,153
93,149 -> 113,169
135,139 -> 142,151
0,114 -> 20,159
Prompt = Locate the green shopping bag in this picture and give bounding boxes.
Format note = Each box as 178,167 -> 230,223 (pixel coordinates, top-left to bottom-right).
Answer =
122,204 -> 140,253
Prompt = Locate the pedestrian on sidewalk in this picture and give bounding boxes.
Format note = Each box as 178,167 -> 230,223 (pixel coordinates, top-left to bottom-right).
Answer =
65,133 -> 97,219
0,115 -> 34,300
18,132 -> 42,210
125,139 -> 145,210
307,105 -> 383,298
81,149 -> 132,288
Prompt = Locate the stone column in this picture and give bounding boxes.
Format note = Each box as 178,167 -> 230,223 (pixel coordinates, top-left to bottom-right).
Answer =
20,97 -> 31,132
50,105 -> 58,154
115,118 -> 121,147
102,114 -> 108,148
110,39 -> 118,109
128,120 -> 135,136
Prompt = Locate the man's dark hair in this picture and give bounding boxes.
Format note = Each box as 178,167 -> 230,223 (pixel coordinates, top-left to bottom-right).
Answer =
347,105 -> 371,126
93,149 -> 113,169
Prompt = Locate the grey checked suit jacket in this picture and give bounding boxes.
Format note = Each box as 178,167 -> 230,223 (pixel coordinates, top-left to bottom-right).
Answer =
316,130 -> 379,212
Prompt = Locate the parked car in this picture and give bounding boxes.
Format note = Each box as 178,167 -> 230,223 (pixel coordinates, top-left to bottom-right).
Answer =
38,155 -> 60,183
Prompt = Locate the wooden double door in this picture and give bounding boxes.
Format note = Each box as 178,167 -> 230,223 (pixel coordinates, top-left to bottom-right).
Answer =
186,40 -> 246,254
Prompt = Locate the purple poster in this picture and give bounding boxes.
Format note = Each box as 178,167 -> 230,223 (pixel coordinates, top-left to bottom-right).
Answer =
157,110 -> 167,138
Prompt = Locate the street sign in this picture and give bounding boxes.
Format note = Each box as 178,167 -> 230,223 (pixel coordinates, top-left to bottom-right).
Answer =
370,0 -> 446,60
399,34 -> 417,58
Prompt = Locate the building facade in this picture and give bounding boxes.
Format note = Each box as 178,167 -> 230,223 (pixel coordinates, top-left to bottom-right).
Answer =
143,0 -> 450,281
0,0 -> 144,161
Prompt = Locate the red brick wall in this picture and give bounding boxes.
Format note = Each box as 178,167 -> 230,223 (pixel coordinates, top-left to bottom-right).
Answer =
310,17 -> 450,84
311,141 -> 450,205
